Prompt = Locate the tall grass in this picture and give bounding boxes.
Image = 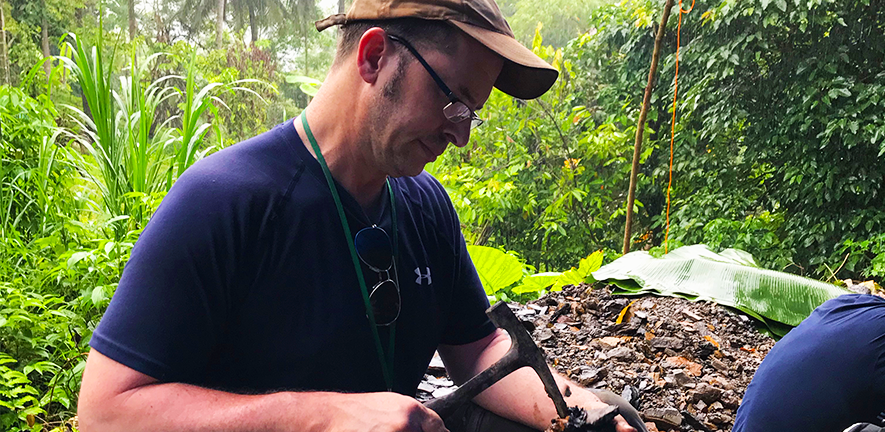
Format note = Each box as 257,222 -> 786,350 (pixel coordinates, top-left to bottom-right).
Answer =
57,33 -> 267,238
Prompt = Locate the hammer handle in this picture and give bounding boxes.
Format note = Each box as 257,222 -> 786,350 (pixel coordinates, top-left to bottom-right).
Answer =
424,350 -> 522,419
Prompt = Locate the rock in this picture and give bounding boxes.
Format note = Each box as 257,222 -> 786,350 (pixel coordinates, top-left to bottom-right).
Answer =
598,336 -> 622,349
669,370 -> 694,387
536,328 -> 554,342
643,407 -> 683,428
681,409 -> 713,432
706,412 -> 732,424
606,346 -> 636,361
650,336 -> 685,350
710,358 -> 730,372
621,385 -> 640,407
431,387 -> 455,398
696,341 -> 717,359
577,367 -> 606,386
690,383 -> 724,404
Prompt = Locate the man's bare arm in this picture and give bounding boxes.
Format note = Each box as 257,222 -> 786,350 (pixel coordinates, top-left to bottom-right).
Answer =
78,349 -> 447,432
438,329 -> 636,432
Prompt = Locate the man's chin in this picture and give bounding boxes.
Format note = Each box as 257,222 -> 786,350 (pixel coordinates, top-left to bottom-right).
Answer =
389,162 -> 427,178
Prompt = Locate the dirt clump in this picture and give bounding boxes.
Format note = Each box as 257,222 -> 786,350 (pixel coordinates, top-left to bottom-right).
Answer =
524,284 -> 774,431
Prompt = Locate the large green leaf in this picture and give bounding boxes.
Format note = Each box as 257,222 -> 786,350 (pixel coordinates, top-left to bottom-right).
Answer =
592,245 -> 851,336
512,272 -> 562,294
552,250 -> 604,290
286,75 -> 323,97
467,245 -> 525,295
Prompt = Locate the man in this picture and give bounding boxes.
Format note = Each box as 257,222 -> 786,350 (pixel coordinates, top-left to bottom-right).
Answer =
733,294 -> 885,432
77,0 -> 640,431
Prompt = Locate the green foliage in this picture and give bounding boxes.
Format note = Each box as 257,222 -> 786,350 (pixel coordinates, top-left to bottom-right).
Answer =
567,0 -> 885,279
286,74 -> 322,97
0,85 -> 67,240
436,28 -> 639,271
552,250 -> 603,290
467,245 -> 526,297
501,0 -> 605,48
839,233 -> 885,279
593,245 -> 851,336
0,281 -> 87,429
58,33 -> 266,236
470,248 -> 605,302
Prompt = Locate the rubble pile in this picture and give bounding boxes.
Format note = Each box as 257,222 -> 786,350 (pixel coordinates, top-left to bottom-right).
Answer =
525,284 -> 775,431
418,283 -> 776,431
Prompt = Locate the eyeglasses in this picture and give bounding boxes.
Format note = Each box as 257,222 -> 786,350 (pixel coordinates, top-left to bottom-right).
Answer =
354,225 -> 401,326
387,34 -> 484,129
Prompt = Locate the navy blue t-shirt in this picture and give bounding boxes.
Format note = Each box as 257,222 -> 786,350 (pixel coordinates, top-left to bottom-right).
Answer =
733,294 -> 885,432
90,119 -> 495,395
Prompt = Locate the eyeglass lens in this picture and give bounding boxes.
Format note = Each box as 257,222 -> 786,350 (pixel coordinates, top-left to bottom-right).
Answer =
354,226 -> 401,326
388,34 -> 483,130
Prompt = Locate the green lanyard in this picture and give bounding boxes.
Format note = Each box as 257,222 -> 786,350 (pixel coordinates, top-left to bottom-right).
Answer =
300,112 -> 398,391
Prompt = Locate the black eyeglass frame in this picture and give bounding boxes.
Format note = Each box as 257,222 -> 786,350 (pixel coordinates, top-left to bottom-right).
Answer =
354,224 -> 401,327
387,34 -> 484,129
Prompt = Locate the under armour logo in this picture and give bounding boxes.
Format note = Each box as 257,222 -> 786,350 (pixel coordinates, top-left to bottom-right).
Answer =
414,267 -> 432,285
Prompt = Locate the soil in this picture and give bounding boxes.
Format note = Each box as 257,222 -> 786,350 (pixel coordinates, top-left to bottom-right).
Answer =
419,283 -> 777,432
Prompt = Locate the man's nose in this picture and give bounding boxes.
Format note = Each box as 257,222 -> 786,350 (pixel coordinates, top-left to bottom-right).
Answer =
443,119 -> 472,148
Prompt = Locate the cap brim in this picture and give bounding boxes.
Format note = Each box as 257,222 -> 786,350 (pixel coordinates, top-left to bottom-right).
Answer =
450,21 -> 558,100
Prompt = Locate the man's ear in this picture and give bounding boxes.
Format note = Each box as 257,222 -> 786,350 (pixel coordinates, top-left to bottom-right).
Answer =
356,27 -> 394,84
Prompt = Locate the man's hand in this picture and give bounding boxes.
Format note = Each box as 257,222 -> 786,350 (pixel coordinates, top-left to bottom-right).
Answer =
571,388 -> 641,432
321,392 -> 448,432
439,330 -> 639,432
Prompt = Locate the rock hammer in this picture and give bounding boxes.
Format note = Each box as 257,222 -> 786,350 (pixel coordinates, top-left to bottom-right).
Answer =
424,301 -> 570,420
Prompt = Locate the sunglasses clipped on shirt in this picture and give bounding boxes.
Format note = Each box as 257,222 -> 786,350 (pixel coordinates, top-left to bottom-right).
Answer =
387,34 -> 484,129
354,225 -> 401,326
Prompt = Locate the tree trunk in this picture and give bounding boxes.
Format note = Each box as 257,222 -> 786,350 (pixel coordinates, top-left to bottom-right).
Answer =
622,0 -> 674,255
248,2 -> 257,44
42,15 -> 51,81
1,0 -> 9,86
128,0 -> 137,42
338,0 -> 345,14
215,0 -> 224,49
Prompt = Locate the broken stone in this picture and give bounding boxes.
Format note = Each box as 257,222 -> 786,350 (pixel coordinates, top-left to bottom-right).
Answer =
598,336 -> 622,349
706,412 -> 732,424
536,328 -> 554,342
606,346 -> 636,361
643,407 -> 682,428
710,357 -> 729,372
690,383 -> 724,404
669,370 -> 694,387
650,336 -> 684,350
576,367 -> 606,386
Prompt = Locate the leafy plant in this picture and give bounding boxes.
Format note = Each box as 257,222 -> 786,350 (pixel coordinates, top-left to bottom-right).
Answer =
467,245 -> 526,298
592,245 -> 852,336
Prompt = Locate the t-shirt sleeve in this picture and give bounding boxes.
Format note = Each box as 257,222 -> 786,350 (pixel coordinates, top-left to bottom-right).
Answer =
89,158 -> 266,382
435,179 -> 496,346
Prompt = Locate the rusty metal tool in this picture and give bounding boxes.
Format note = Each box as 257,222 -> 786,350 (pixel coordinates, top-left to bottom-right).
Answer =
425,301 -> 570,420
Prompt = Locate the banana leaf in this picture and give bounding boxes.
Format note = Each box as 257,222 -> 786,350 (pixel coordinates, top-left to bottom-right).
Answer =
591,245 -> 852,337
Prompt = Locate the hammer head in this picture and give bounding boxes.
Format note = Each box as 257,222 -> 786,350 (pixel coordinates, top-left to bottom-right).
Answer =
487,302 -> 570,418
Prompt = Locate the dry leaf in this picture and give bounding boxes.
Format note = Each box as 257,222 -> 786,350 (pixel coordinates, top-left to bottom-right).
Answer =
704,335 -> 721,348
616,299 -> 638,324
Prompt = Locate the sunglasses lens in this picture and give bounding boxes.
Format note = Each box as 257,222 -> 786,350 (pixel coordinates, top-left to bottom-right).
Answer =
370,279 -> 401,326
354,227 -> 393,270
